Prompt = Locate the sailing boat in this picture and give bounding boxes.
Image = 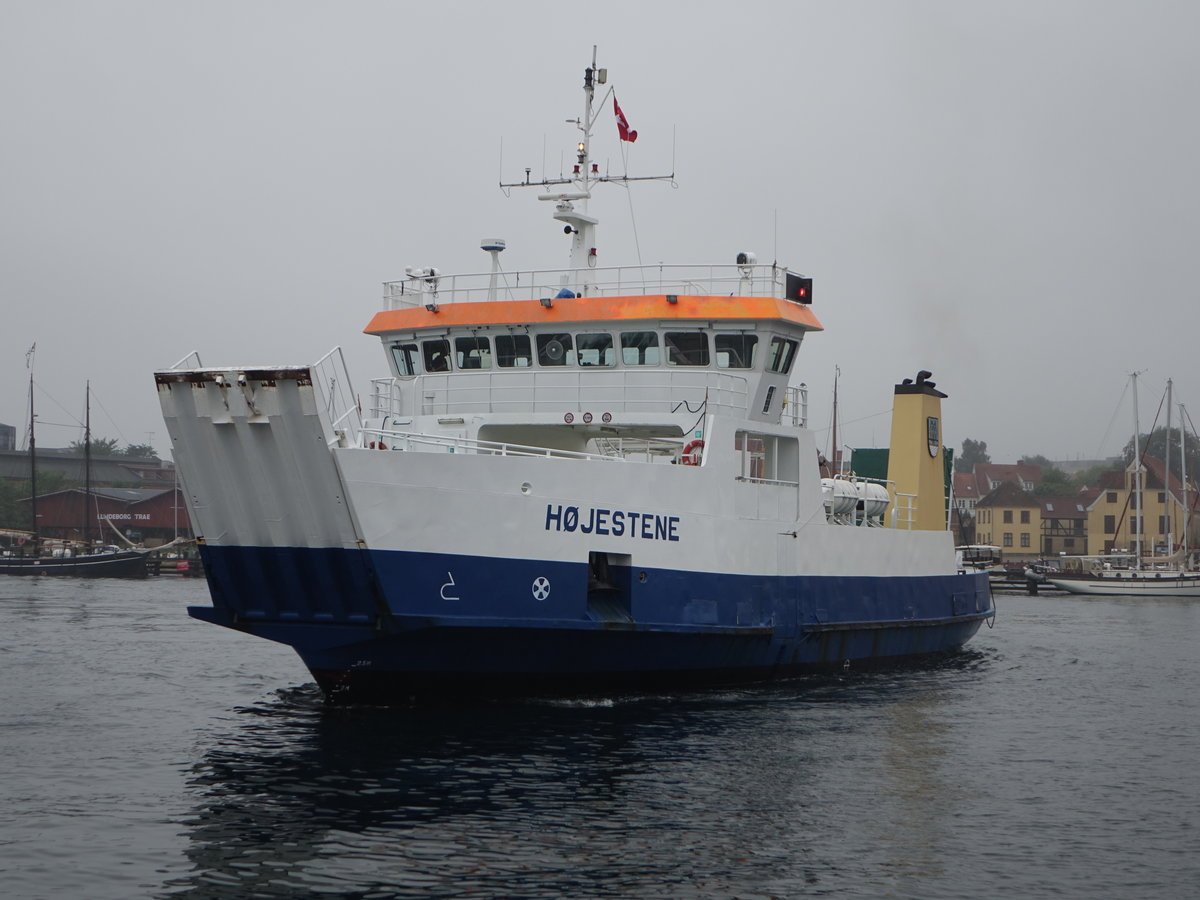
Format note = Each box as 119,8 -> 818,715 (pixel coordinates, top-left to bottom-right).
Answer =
1046,374 -> 1200,597
0,368 -> 148,578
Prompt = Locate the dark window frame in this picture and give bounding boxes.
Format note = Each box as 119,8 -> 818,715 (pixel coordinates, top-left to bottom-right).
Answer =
536,333 -> 574,366
454,335 -> 492,370
620,331 -> 660,366
495,334 -> 533,368
715,333 -> 758,369
422,339 -> 452,373
575,332 -> 616,367
664,332 -> 709,366
392,342 -> 421,377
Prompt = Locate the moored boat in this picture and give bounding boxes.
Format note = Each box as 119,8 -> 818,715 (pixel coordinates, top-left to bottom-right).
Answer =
1,358 -> 149,579
0,545 -> 149,578
1042,554 -> 1200,597
1044,569 -> 1200,596
155,51 -> 994,701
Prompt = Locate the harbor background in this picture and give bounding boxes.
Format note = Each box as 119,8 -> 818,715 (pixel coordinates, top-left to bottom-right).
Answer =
1,578 -> 1196,899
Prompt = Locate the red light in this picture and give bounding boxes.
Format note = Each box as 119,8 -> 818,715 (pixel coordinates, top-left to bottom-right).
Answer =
787,274 -> 813,304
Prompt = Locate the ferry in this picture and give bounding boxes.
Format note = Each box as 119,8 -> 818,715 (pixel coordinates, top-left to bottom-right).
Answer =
155,51 -> 995,701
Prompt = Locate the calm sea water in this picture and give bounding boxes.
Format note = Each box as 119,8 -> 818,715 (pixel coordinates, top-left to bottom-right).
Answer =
1,577 -> 1197,899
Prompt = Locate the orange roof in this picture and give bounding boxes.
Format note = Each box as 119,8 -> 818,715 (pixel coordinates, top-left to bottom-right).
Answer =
364,294 -> 824,336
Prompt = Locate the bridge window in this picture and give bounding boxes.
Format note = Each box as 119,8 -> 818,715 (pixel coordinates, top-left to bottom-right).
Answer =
422,339 -> 452,373
715,334 -> 758,369
495,334 -> 532,368
766,337 -> 798,374
455,336 -> 492,370
537,333 -> 574,366
576,333 -> 615,367
391,342 -> 421,376
621,331 -> 660,365
665,332 -> 709,366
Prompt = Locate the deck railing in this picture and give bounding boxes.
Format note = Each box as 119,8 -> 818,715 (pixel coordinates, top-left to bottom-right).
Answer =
312,347 -> 363,448
367,374 -> 808,428
360,427 -> 633,462
384,263 -> 800,308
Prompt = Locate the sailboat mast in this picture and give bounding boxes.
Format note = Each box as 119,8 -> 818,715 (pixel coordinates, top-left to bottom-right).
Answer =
84,381 -> 92,547
29,368 -> 38,545
1183,402 -> 1192,570
1131,371 -> 1142,567
1165,379 -> 1173,558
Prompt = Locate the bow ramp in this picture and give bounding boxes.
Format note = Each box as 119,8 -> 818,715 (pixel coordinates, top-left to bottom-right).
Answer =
154,352 -> 381,636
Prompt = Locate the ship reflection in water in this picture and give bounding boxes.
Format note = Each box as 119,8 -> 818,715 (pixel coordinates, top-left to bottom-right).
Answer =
164,658 -> 987,899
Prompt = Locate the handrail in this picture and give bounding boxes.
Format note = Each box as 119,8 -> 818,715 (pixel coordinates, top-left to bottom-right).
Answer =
169,350 -> 203,370
891,491 -> 918,530
383,262 -> 799,308
366,369 -> 771,422
311,347 -> 362,447
361,427 -> 638,462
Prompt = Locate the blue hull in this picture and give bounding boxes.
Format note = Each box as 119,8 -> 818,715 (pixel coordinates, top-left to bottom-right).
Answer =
191,545 -> 994,702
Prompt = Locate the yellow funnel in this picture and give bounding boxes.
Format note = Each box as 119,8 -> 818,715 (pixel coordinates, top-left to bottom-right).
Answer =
886,371 -> 948,531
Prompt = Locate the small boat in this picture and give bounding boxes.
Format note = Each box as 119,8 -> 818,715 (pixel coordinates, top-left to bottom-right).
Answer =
1,360 -> 148,579
155,50 -> 994,701
1041,553 -> 1200,597
1044,567 -> 1200,596
0,543 -> 150,578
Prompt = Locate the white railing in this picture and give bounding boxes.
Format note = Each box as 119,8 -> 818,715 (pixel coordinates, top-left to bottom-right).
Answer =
783,385 -> 808,427
360,427 -> 638,463
891,491 -> 918,530
312,347 -> 363,448
366,370 -> 754,421
384,263 -> 800,308
366,372 -> 813,428
169,350 -> 204,370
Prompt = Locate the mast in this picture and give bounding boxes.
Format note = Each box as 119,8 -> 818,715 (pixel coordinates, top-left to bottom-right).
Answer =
84,381 -> 92,547
1165,378 -> 1173,559
499,47 -> 672,295
1131,371 -> 1142,567
1183,402 -> 1192,570
27,346 -> 38,548
830,366 -> 839,474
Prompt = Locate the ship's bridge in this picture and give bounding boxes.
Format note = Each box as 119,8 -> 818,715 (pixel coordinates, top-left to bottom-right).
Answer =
363,262 -> 822,432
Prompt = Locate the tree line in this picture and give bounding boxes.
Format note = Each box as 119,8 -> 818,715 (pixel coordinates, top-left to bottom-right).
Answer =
66,438 -> 158,458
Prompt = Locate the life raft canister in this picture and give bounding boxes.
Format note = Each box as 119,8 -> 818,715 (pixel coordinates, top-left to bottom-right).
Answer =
682,439 -> 705,466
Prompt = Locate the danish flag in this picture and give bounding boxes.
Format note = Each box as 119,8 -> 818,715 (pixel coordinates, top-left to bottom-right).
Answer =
614,96 -> 638,143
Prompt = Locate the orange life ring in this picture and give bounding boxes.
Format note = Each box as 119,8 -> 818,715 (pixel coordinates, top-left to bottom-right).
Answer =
682,439 -> 705,466
368,440 -> 388,450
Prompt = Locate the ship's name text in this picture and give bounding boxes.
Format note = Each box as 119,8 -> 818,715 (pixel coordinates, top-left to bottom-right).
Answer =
544,504 -> 680,541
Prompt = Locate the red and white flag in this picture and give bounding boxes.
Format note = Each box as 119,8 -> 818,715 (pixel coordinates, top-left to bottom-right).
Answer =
614,96 -> 638,143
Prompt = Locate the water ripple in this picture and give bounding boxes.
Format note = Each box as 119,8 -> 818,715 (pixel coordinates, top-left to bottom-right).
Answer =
3,580 -> 1199,898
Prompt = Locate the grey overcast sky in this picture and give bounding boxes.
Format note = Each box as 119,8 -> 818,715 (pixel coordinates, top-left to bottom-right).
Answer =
3,1 -> 1197,464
